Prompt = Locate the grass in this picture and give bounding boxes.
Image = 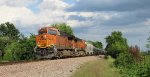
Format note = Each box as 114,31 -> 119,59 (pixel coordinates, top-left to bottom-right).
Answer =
71,56 -> 121,77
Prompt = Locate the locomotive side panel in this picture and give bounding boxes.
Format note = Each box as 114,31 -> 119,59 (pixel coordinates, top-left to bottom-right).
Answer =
75,40 -> 86,51
57,31 -> 74,49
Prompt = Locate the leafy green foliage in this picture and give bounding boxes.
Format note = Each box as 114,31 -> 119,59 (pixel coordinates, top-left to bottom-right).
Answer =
92,41 -> 103,49
0,22 -> 20,59
4,42 -> 24,61
0,22 -> 20,40
0,22 -> 36,61
52,23 -> 74,36
141,51 -> 150,56
146,37 -> 150,50
114,45 -> 150,77
115,54 -> 150,77
137,56 -> 150,77
3,34 -> 36,61
105,31 -> 128,58
113,37 -> 150,77
86,41 -> 103,49
0,36 -> 12,52
114,53 -> 135,69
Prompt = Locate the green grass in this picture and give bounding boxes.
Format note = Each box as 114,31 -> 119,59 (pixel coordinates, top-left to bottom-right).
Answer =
71,57 -> 121,77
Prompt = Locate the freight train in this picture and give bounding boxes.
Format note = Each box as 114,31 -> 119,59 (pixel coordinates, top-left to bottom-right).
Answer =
34,27 -> 105,59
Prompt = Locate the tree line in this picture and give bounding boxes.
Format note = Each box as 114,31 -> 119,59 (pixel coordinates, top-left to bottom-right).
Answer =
105,31 -> 150,77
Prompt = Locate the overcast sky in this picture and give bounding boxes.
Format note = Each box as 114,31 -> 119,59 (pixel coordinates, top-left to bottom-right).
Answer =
0,0 -> 150,50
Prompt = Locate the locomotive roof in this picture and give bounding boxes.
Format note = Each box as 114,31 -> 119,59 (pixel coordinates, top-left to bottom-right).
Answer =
75,37 -> 83,41
39,26 -> 83,41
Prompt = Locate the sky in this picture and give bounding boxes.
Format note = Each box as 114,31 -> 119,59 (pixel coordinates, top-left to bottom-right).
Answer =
0,0 -> 150,50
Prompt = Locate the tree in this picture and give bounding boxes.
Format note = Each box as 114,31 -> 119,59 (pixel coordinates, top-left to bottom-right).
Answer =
0,22 -> 20,40
3,34 -> 36,61
0,36 -> 12,51
105,31 -> 128,58
51,23 -> 74,36
92,41 -> 103,49
146,37 -> 150,49
18,34 -> 36,60
0,36 -> 12,59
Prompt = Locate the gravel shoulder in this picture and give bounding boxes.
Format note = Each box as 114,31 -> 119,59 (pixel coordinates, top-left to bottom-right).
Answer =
0,56 -> 99,77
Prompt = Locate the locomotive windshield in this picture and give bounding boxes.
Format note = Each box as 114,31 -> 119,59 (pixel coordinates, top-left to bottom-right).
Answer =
48,29 -> 57,35
38,28 -> 47,35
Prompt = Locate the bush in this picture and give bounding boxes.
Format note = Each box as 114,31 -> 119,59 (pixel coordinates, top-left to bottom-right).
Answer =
3,34 -> 36,61
114,53 -> 135,69
4,42 -> 25,61
114,52 -> 150,77
0,36 -> 12,52
115,52 -> 139,77
136,56 -> 150,77
3,48 -> 14,61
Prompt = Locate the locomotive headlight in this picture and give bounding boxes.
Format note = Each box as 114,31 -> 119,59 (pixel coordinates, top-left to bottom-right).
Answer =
44,35 -> 46,38
49,45 -> 51,47
37,43 -> 40,46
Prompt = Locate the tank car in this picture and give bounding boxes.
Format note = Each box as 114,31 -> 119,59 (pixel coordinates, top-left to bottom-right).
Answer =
85,42 -> 94,55
93,47 -> 106,55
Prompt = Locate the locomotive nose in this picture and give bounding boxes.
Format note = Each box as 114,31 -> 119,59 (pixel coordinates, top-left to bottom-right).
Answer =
37,34 -> 47,48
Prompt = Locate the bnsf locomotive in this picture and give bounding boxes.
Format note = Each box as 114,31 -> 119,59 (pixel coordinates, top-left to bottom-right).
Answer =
34,27 -> 105,59
34,27 -> 86,59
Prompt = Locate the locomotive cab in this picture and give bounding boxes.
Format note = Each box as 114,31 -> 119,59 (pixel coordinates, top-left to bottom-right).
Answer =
36,27 -> 58,48
34,27 -> 60,59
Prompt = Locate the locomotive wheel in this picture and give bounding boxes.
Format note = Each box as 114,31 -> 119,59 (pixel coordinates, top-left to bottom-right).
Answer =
56,51 -> 63,59
74,48 -> 79,57
78,51 -> 86,57
70,50 -> 75,57
35,55 -> 42,60
34,48 -> 42,59
47,46 -> 57,59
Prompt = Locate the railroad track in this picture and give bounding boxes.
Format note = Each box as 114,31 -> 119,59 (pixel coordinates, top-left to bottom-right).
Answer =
0,56 -> 87,66
0,59 -> 49,66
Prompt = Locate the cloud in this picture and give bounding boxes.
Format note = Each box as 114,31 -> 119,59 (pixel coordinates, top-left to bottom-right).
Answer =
0,5 -> 37,27
67,0 -> 150,12
67,0 -> 150,26
66,12 -> 120,28
0,0 -> 70,27
0,0 -> 150,50
0,0 -> 72,36
67,15 -> 86,21
38,0 -> 69,11
0,0 -> 37,7
144,18 -> 150,26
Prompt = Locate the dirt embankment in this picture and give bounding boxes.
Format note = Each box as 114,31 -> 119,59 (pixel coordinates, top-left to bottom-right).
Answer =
0,56 -> 99,77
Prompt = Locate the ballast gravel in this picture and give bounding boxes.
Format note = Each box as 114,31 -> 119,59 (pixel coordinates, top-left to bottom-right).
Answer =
0,56 -> 99,77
